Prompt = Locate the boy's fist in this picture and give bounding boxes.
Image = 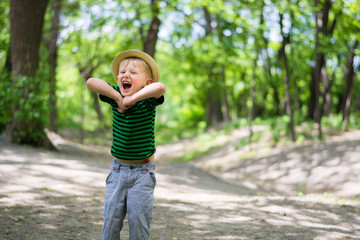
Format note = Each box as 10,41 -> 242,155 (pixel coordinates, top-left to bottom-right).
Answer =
116,96 -> 133,113
121,96 -> 134,112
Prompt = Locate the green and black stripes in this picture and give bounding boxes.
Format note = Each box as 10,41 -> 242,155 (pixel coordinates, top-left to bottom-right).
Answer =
99,84 -> 164,160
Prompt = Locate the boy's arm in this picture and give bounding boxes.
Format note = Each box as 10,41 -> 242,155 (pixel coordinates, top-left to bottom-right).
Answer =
86,78 -> 127,113
123,82 -> 166,107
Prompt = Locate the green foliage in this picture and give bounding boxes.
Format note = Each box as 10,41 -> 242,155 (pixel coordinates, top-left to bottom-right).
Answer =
0,71 -> 12,133
321,114 -> 345,130
170,129 -> 226,163
168,113 -> 360,163
0,0 -> 9,59
0,1 -> 10,133
7,70 -> 50,145
3,0 -> 360,146
12,75 -> 49,124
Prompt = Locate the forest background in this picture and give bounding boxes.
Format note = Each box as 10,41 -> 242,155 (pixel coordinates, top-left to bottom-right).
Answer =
1,0 -> 360,150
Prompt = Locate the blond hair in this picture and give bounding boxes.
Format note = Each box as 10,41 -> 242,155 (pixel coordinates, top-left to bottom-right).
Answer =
119,57 -> 152,78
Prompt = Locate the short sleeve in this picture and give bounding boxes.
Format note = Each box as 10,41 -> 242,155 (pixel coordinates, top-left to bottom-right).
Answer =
143,95 -> 165,109
99,83 -> 120,107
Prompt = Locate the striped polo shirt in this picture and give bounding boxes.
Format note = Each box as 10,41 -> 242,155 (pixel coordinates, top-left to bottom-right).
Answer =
99,84 -> 164,160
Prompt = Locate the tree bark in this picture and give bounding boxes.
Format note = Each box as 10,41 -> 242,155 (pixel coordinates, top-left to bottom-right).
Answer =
264,47 -> 281,116
221,64 -> 230,122
8,0 -> 50,147
143,0 -> 160,58
80,65 -> 105,124
202,7 -> 223,127
236,72 -> 247,118
354,89 -> 360,112
247,55 -> 258,145
279,13 -> 296,142
321,62 -> 332,116
308,0 -> 332,120
48,0 -> 61,133
205,63 -> 224,126
342,40 -> 359,130
308,0 -> 334,139
10,0 -> 48,79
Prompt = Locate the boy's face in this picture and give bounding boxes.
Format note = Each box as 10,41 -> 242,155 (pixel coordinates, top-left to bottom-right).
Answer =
117,59 -> 153,97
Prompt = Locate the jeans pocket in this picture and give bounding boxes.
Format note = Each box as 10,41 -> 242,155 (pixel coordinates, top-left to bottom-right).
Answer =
149,171 -> 156,186
105,171 -> 113,185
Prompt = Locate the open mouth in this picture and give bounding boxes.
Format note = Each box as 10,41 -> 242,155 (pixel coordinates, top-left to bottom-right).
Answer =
122,81 -> 132,90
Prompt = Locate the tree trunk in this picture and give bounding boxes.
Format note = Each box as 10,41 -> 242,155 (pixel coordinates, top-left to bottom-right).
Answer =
80,66 -> 105,124
247,56 -> 258,145
8,0 -> 50,147
236,72 -> 247,118
264,48 -> 281,116
354,89 -> 360,112
342,40 -> 359,130
221,64 -> 230,122
308,0 -> 332,119
203,7 -> 212,36
321,64 -> 332,116
249,57 -> 257,122
202,7 -> 223,127
308,0 -> 334,139
48,0 -> 61,133
143,0 -> 160,58
279,13 -> 296,142
205,63 -> 223,126
10,0 -> 48,79
324,54 -> 341,115
288,9 -> 302,115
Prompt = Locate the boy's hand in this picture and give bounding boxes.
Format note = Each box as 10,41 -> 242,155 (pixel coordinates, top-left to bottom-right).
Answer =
122,96 -> 134,111
115,96 -> 127,113
116,96 -> 133,113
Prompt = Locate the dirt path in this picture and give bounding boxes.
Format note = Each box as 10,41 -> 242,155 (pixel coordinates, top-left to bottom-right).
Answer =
0,130 -> 360,239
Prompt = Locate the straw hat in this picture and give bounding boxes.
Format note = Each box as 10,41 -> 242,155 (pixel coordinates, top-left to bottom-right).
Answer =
111,49 -> 160,82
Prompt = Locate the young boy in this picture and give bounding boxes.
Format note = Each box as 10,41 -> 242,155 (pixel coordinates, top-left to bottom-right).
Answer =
86,49 -> 166,240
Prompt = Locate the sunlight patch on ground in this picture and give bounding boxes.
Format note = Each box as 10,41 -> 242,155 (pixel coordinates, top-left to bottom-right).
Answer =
38,223 -> 58,229
205,236 -> 246,240
1,133 -> 360,239
0,193 -> 41,205
155,203 -> 196,212
216,214 -> 253,223
259,205 -> 296,216
298,220 -> 352,232
155,186 -> 244,203
0,149 -> 107,206
313,232 -> 358,240
154,190 -> 360,239
213,138 -> 360,197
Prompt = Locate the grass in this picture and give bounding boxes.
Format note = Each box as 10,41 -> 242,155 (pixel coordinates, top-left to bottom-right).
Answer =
166,114 -> 360,163
60,114 -> 360,164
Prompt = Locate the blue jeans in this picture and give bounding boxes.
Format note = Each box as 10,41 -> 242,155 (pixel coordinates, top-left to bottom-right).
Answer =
101,160 -> 156,240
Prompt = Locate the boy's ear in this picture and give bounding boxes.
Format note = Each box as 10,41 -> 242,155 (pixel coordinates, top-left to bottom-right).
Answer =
145,78 -> 153,86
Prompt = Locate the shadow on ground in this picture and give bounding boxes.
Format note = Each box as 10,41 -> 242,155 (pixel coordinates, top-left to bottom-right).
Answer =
1,134 -> 360,239
215,139 -> 360,197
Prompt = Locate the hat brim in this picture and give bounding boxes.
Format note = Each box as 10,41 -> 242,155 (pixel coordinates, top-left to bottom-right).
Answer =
111,49 -> 160,82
